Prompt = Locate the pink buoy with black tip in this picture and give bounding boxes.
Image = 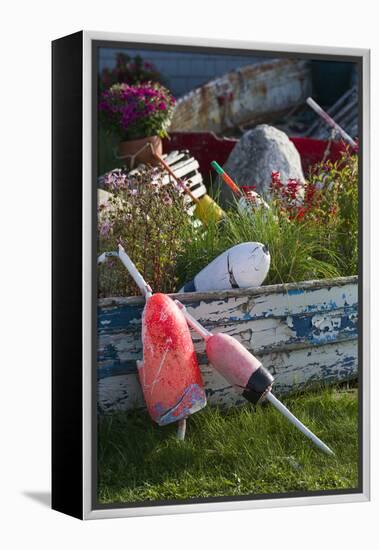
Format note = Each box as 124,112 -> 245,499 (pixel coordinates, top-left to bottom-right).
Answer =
176,300 -> 334,455
205,332 -> 273,404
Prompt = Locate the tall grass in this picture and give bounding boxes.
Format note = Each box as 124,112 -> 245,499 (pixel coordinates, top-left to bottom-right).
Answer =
98,153 -> 358,295
176,204 -> 343,289
309,152 -> 359,276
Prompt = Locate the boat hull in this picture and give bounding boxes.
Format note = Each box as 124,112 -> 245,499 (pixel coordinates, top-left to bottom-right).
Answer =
97,276 -> 358,413
169,59 -> 312,134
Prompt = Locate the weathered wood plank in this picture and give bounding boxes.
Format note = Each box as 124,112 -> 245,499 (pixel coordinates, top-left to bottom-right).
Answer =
98,278 -> 357,335
163,150 -> 188,164
187,183 -> 207,199
167,159 -> 200,180
99,276 -> 357,308
98,339 -> 358,413
159,171 -> 204,189
98,150 -> 205,216
98,304 -> 357,375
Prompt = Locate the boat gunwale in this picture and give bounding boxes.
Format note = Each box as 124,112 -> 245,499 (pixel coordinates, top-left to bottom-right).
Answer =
98,275 -> 358,309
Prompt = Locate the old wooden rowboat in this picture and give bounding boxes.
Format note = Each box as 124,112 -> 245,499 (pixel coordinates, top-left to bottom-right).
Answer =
168,59 -> 312,134
98,276 -> 358,413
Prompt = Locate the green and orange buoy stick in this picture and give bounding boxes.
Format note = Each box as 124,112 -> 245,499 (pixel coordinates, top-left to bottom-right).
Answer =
211,160 -> 270,212
211,161 -> 242,196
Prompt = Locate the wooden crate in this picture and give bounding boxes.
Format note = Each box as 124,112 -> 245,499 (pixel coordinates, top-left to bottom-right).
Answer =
98,149 -> 207,216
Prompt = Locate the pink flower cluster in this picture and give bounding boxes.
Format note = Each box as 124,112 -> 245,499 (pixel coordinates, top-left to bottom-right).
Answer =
99,169 -> 130,192
99,82 -> 175,140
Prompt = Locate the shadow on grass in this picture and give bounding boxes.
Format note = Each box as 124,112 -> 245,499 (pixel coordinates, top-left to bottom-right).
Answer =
98,411 -> 201,489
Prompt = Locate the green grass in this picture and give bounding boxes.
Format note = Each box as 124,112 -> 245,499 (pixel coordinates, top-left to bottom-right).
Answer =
175,153 -> 358,290
176,205 -> 344,289
97,387 -> 358,504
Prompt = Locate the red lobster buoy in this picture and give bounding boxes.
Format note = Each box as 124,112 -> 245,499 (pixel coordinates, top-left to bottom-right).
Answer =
98,245 -> 206,439
138,292 -> 206,427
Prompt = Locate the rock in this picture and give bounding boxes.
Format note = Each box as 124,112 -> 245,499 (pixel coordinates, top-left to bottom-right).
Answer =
219,124 -> 305,205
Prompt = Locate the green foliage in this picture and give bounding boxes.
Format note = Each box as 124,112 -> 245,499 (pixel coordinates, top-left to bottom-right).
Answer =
177,154 -> 358,289
98,388 -> 358,503
306,152 -> 359,276
176,203 -> 342,289
98,125 -> 120,176
98,153 -> 358,296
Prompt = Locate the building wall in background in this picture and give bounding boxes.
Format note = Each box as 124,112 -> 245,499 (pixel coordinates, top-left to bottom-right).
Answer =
99,48 -> 272,97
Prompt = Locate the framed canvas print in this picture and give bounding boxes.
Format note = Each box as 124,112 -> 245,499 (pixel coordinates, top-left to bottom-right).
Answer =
52,31 -> 370,520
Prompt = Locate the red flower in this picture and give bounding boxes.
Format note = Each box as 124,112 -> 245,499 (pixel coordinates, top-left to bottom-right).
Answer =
241,185 -> 257,193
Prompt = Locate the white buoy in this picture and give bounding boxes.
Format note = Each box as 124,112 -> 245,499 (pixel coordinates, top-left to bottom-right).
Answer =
180,242 -> 270,292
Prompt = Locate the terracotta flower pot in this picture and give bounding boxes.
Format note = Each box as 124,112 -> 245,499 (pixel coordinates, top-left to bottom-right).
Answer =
117,135 -> 163,169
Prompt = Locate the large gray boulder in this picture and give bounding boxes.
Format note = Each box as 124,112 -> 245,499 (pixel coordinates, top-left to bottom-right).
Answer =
219,124 -> 305,205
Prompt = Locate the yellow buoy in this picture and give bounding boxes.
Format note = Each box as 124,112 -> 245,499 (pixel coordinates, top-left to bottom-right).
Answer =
151,147 -> 225,225
194,194 -> 226,225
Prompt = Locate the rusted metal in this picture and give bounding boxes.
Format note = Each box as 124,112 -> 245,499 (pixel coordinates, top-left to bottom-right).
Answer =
169,59 -> 312,134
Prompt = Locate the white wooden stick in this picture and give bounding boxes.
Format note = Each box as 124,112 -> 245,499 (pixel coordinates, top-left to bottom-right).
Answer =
176,300 -> 334,455
176,418 -> 187,441
306,96 -> 357,148
175,300 -> 212,340
117,244 -> 153,299
266,392 -> 334,455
